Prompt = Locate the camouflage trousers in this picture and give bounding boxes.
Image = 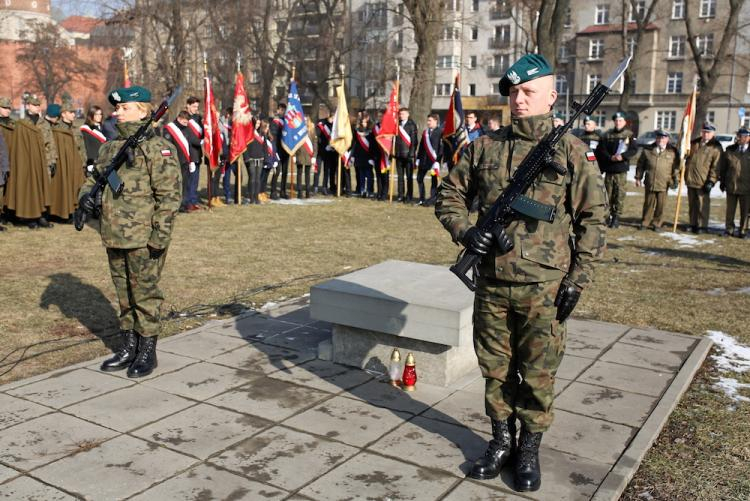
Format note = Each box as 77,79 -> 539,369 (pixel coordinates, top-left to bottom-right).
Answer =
107,247 -> 167,338
473,278 -> 566,433
604,172 -> 628,217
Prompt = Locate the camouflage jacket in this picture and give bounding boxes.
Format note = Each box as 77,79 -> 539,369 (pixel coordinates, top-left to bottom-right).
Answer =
636,143 -> 679,192
36,118 -> 59,168
79,120 -> 182,250
719,144 -> 750,195
684,138 -> 722,189
435,112 -> 608,289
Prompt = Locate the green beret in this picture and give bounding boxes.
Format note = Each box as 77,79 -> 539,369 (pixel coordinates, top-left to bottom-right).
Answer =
498,54 -> 553,97
108,85 -> 152,106
612,111 -> 626,120
46,104 -> 61,118
553,112 -> 565,120
25,94 -> 41,106
0,97 -> 11,108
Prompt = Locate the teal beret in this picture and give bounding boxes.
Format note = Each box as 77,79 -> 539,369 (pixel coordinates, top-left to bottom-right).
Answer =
612,111 -> 626,120
498,54 -> 553,97
583,115 -> 595,123
553,112 -> 565,120
46,104 -> 61,118
108,85 -> 152,106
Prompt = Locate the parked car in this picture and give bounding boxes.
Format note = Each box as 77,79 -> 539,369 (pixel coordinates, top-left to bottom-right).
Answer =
716,133 -> 735,150
636,130 -> 679,147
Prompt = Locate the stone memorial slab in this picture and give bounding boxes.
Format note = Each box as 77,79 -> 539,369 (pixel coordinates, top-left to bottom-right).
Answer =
133,403 -> 271,459
600,342 -> 685,373
159,331 -> 250,360
285,395 -> 411,447
578,360 -> 673,397
130,463 -> 289,501
33,435 -> 195,500
143,362 -> 260,401
544,410 -> 635,466
555,382 -> 658,427
0,476 -> 76,500
0,393 -> 53,432
7,368 -> 132,409
209,426 -> 358,491
300,451 -> 457,501
209,343 -> 316,374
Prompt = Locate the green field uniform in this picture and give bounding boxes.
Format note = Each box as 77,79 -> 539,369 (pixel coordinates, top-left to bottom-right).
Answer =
435,112 -> 607,432
80,120 -> 181,337
37,118 -> 59,171
685,138 -> 722,230
635,143 -> 679,228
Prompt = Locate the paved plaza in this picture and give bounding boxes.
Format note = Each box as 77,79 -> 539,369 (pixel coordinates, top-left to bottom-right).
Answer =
0,298 -> 711,500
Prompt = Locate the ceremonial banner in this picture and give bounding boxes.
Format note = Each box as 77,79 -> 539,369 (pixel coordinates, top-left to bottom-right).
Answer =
229,72 -> 254,164
442,74 -> 469,164
672,86 -> 698,231
376,82 -> 399,154
281,80 -> 308,155
330,83 -> 352,156
203,75 -> 223,170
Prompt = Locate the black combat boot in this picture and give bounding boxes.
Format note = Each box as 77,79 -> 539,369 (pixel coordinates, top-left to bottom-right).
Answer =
610,215 -> 620,228
514,426 -> 543,492
127,336 -> 158,378
469,417 -> 516,480
100,330 -> 139,372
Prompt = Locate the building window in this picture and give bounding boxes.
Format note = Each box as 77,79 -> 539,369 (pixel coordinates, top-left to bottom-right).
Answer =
468,83 -> 476,96
669,35 -> 685,57
555,75 -> 568,94
696,33 -> 714,56
564,7 -> 572,28
491,82 -> 501,94
434,83 -> 452,96
469,55 -> 477,68
706,111 -> 715,124
493,54 -> 509,73
656,111 -> 677,131
436,55 -> 460,68
595,4 -> 610,25
628,1 -> 646,22
747,73 -> 750,94
471,26 -> 478,40
249,70 -> 260,84
443,0 -> 459,11
442,27 -> 460,40
471,0 -> 479,12
699,0 -> 716,18
588,74 -> 602,93
666,72 -> 683,93
495,25 -> 510,41
589,39 -> 604,59
559,42 -> 570,61
593,110 -> 606,127
672,0 -> 685,18
626,37 -> 637,57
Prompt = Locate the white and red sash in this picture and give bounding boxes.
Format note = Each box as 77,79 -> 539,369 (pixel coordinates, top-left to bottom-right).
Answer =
188,118 -> 203,138
164,123 -> 190,161
253,129 -> 264,143
355,131 -> 370,152
303,136 -> 314,156
423,129 -> 438,162
398,122 -> 412,147
80,124 -> 106,143
264,137 -> 275,156
272,117 -> 284,129
317,121 -> 332,140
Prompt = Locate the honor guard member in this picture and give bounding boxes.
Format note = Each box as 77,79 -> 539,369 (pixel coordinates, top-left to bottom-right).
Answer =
552,112 -> 565,128
49,100 -> 86,221
0,97 -> 14,228
164,111 -> 201,212
577,116 -> 602,151
718,127 -> 750,237
316,111 -> 337,196
435,54 -> 607,492
595,111 -> 637,228
684,122 -> 722,234
269,102 -> 289,199
415,113 -> 443,206
635,130 -> 679,231
395,107 -> 418,202
79,85 -> 181,377
466,111 -> 485,142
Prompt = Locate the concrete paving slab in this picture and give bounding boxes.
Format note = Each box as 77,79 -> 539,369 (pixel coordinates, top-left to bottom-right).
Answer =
556,378 -> 574,396
368,415 -> 491,477
0,476 -> 76,500
206,314 -> 299,340
442,480 -> 525,500
577,361 -> 674,397
0,464 -> 20,484
159,331 -> 250,359
600,342 -> 685,373
300,451 -> 458,501
555,382 -> 658,428
422,389 -> 491,433
265,304 -> 315,325
143,362 -> 261,401
0,393 -> 53,432
209,343 -> 316,374
7,368 -> 133,409
544,410 -> 635,466
132,403 -> 271,460
209,425 -> 358,491
618,328 -> 697,355
260,324 -> 332,352
207,376 -> 331,422
268,359 -> 373,394
565,332 -> 619,360
284,395 -> 412,447
86,351 -> 198,381
567,319 -> 629,339
0,413 -> 117,471
129,463 -> 289,500
462,376 -> 486,395
33,435 -> 196,500
557,354 -> 596,380
64,385 -> 195,432
346,378 -> 454,415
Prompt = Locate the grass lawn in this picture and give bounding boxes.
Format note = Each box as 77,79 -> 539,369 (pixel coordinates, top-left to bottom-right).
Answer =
1,181 -> 748,499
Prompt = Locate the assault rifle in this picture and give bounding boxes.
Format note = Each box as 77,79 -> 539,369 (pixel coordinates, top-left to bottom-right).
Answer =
74,86 -> 182,231
450,57 -> 631,291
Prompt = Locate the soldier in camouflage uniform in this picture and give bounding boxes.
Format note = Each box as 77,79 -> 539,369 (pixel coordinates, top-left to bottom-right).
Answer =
595,111 -> 638,228
435,54 -> 607,493
79,86 -> 181,378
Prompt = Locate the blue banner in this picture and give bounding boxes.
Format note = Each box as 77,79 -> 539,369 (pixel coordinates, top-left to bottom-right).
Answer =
281,80 -> 308,155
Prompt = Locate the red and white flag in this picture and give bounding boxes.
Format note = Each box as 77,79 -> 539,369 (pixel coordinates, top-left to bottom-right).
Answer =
203,75 -> 223,170
229,72 -> 255,164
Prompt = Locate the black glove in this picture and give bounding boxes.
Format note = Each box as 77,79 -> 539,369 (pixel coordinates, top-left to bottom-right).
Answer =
544,152 -> 567,175
494,226 -> 514,255
148,246 -> 165,259
669,180 -> 678,190
79,193 -> 97,215
719,182 -> 725,192
554,278 -> 582,322
462,227 -> 493,256
49,162 -> 56,178
703,181 -> 714,193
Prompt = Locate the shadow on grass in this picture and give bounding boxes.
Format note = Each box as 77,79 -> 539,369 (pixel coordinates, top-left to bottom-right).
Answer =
634,247 -> 750,269
40,273 -> 120,352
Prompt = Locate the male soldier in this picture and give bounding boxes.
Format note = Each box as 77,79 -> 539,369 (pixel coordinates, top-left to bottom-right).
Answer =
49,100 -> 86,221
415,113 -> 443,206
595,111 -> 638,228
684,122 -> 722,234
552,111 -> 565,128
635,130 -> 679,231
78,85 -> 181,377
316,109 -> 337,196
0,123 -> 7,231
466,111 -> 485,142
395,107 -> 418,202
164,111 -> 201,212
718,127 -> 750,237
269,102 -> 289,198
577,116 -> 602,151
0,97 -> 14,229
435,54 -> 607,492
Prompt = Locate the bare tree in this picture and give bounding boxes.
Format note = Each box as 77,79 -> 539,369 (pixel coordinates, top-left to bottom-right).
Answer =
684,0 -> 747,124
16,21 -> 98,102
618,0 -> 662,110
536,0 -> 571,67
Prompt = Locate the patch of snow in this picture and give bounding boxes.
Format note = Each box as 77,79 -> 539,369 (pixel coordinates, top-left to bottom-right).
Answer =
641,250 -> 663,256
259,301 -> 278,311
735,287 -> 750,295
706,330 -> 750,405
660,232 -> 714,247
714,377 -> 750,404
705,288 -> 725,296
616,235 -> 637,241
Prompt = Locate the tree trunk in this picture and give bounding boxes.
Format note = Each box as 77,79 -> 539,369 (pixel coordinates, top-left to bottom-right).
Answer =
536,0 -> 570,67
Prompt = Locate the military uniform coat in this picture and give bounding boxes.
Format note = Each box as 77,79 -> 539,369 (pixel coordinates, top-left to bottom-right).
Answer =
49,122 -> 86,218
4,119 -> 51,218
636,144 -> 679,192
595,127 -> 637,174
685,138 -> 722,189
36,117 -> 59,169
719,144 -> 750,195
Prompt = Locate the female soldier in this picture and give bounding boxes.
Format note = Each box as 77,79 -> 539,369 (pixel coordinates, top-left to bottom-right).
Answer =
79,86 -> 182,378
80,105 -> 106,173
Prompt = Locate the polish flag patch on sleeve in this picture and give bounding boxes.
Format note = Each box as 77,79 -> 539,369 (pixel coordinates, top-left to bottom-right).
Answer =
161,149 -> 173,157
586,151 -> 596,162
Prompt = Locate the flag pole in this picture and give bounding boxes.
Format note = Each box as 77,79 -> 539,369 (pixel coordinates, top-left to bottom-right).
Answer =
236,51 -> 242,205
337,64 -> 344,198
672,87 -> 696,232
290,65 -> 296,199
204,52 -> 213,209
388,62 -> 400,204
